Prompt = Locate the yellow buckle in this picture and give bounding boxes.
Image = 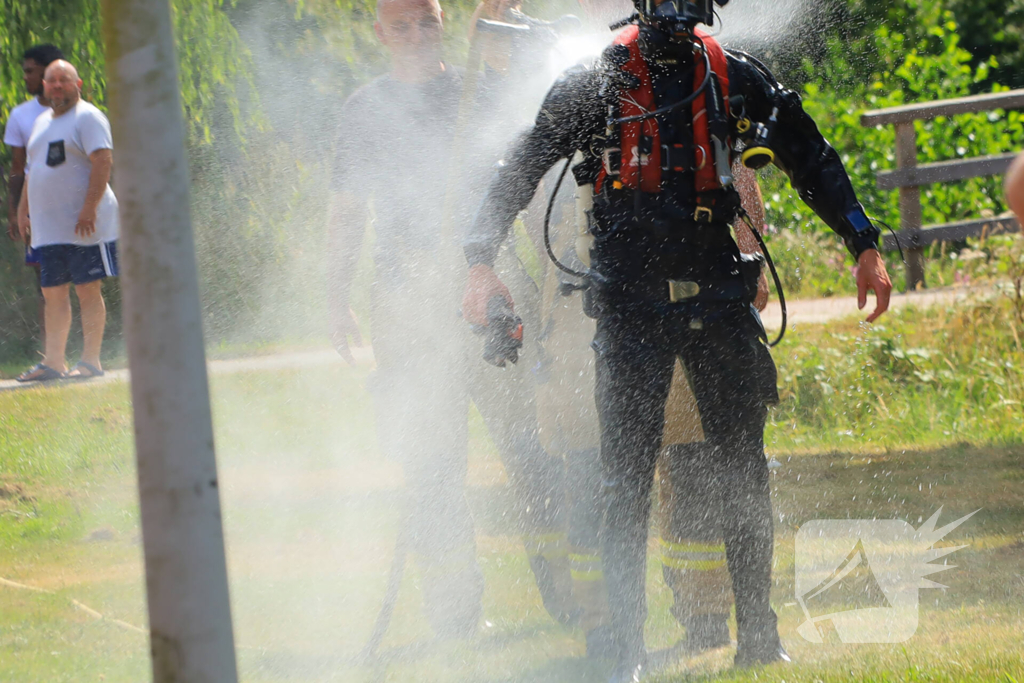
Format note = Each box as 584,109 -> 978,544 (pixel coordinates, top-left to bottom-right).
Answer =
668,280 -> 700,302
694,206 -> 714,222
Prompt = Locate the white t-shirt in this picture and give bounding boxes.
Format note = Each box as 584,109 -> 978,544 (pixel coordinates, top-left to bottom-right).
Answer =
3,97 -> 48,150
26,100 -> 119,247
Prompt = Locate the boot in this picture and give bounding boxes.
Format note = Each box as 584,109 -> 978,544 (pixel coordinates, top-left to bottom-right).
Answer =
734,643 -> 791,667
684,613 -> 731,654
734,622 -> 790,667
526,543 -> 576,626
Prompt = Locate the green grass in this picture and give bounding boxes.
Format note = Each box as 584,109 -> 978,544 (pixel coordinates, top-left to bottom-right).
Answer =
770,296 -> 1024,451
1,302 -> 1022,682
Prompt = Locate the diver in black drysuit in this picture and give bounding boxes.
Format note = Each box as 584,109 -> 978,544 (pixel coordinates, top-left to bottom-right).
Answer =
461,5 -> 891,680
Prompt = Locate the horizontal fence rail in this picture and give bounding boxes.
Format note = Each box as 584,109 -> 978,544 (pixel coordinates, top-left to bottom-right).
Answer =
861,88 -> 1024,289
882,215 -> 1020,251
876,152 -> 1017,191
861,90 -> 1024,127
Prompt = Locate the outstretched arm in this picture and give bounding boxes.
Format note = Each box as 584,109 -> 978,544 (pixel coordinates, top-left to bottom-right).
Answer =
729,53 -> 891,321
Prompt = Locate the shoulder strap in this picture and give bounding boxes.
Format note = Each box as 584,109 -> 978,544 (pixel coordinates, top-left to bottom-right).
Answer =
597,28 -> 732,196
613,25 -> 662,193
692,30 -> 731,193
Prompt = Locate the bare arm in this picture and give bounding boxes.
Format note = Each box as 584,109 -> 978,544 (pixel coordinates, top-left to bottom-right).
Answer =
326,190 -> 369,363
7,147 -> 26,240
734,163 -> 765,255
1006,151 -> 1024,219
17,175 -> 30,243
733,163 -> 769,311
75,148 -> 113,237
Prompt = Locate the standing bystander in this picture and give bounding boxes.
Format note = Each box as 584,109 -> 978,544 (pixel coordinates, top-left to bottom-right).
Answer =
4,44 -> 65,347
15,60 -> 119,382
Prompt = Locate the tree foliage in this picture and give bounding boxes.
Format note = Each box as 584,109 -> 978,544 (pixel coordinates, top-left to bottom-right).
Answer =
0,0 -> 252,145
759,5 -> 1024,296
0,0 -> 253,362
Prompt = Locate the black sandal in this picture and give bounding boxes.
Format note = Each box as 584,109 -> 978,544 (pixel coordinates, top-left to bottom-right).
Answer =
16,363 -> 66,383
67,362 -> 105,380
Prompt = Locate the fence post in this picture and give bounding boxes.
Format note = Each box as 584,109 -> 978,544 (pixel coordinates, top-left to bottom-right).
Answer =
99,0 -> 240,681
895,122 -> 925,289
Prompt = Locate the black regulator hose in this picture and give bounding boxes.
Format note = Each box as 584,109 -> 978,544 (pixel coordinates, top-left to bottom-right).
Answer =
543,157 -> 589,279
609,35 -> 713,125
546,34 -> 716,277
542,36 -> 790,347
739,208 -> 787,347
361,501 -> 412,662
868,215 -> 907,265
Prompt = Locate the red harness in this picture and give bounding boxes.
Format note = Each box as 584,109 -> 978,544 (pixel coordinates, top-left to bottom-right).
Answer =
596,25 -> 731,195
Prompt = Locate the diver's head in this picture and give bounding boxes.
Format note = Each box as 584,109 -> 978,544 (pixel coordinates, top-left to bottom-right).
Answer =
633,0 -> 727,36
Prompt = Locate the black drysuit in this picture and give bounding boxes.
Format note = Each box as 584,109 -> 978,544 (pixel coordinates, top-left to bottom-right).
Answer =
465,36 -> 880,661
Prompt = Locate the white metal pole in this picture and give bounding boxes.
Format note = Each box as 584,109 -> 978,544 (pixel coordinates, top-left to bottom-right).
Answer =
100,1 -> 239,681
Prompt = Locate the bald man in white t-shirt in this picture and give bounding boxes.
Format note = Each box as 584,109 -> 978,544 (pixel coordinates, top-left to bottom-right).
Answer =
16,60 -> 119,383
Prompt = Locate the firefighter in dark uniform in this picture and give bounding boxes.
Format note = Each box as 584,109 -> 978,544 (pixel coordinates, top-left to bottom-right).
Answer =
460,0 -> 893,678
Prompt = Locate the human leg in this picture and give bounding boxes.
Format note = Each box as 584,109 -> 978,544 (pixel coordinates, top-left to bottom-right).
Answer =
41,283 -> 72,372
74,279 -> 106,369
369,287 -> 483,637
678,308 -> 784,664
28,258 -> 46,348
468,343 -> 565,533
467,332 -> 572,623
593,313 -> 674,664
28,245 -> 74,374
657,442 -> 732,651
564,446 -> 611,645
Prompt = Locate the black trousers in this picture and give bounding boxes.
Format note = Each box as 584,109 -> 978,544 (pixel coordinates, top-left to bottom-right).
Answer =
592,302 -> 781,660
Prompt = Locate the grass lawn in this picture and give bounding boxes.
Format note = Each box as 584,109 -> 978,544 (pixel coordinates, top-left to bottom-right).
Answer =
1,309 -> 1023,681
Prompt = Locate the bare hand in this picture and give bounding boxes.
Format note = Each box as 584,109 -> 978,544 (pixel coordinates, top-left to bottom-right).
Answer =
462,264 -> 513,326
75,210 -> 97,237
330,305 -> 363,365
6,216 -> 17,241
754,272 -> 769,312
18,213 -> 31,244
856,249 -> 892,323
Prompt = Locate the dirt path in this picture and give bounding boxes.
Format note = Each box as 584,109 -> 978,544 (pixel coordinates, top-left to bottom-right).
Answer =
0,286 -> 983,394
757,284 -> 983,329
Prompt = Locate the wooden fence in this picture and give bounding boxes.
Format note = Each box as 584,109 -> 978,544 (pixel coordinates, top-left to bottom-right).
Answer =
861,89 -> 1024,289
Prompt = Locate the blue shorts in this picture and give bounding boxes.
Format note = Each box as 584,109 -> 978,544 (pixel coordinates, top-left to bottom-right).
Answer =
25,245 -> 40,266
37,242 -> 119,288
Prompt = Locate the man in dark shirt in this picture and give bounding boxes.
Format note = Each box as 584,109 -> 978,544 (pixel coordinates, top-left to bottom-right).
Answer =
461,1 -> 892,677
327,0 -> 569,638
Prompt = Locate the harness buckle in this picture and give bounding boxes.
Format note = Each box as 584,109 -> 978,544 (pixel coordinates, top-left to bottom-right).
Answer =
602,147 -> 621,177
660,143 -> 686,172
668,280 -> 701,302
694,206 -> 714,223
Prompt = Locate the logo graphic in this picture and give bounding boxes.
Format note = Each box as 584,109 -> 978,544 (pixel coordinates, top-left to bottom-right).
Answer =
795,507 -> 977,643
